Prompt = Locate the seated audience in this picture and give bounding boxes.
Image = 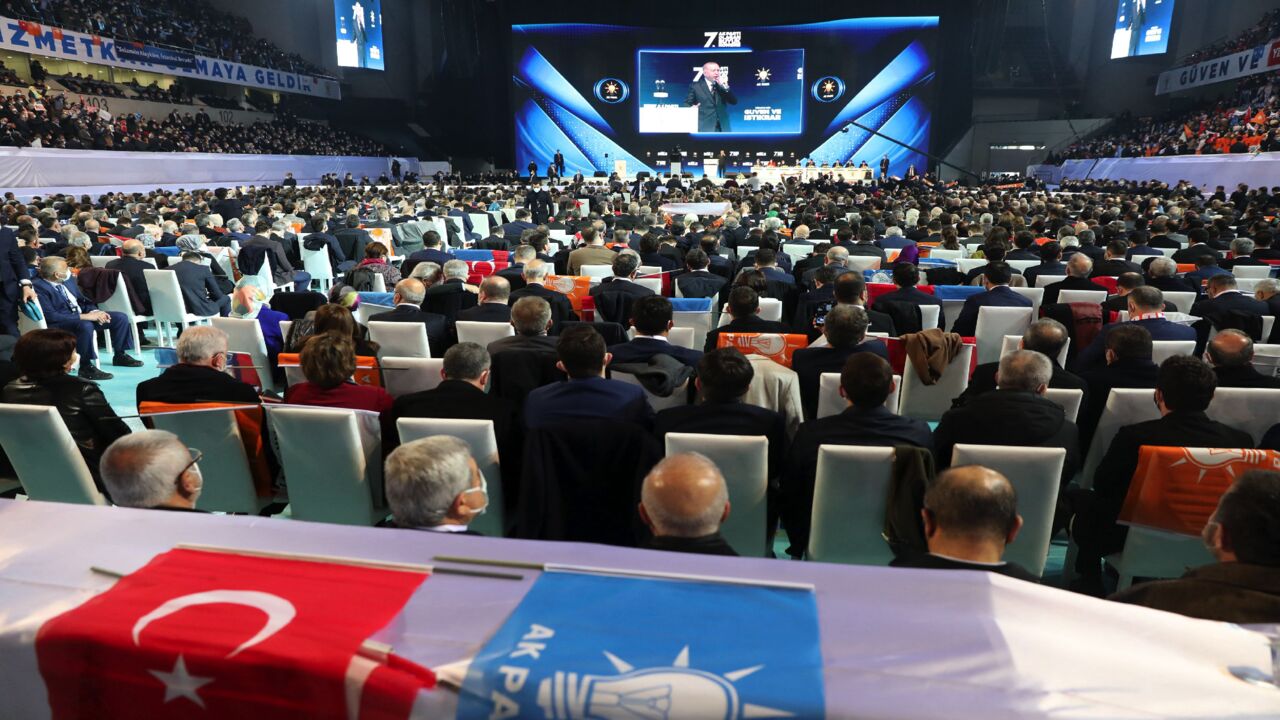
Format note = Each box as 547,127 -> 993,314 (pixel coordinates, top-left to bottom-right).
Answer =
704,286 -> 791,352
385,436 -> 487,534
608,295 -> 703,369
954,318 -> 1087,406
1043,253 -> 1108,306
367,279 -> 448,353
99,430 -> 204,512
104,239 -> 153,316
136,326 -> 259,405
1205,329 -> 1280,388
170,247 -> 232,318
1101,273 -> 1177,316
456,276 -> 512,323
1074,286 -> 1197,371
950,263 -> 1032,337
639,453 -> 737,556
508,259 -> 578,328
525,324 -> 653,429
283,333 -> 393,413
32,256 -> 140,380
1077,325 -> 1160,448
871,263 -> 944,330
792,305 -> 889,419
676,248 -> 728,299
588,251 -> 655,324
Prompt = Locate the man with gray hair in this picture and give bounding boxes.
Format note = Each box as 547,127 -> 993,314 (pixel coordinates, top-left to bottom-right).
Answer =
639,453 -> 736,555
100,430 -> 205,512
1222,237 -> 1261,271
509,259 -> 578,326
408,260 -> 442,287
954,318 -> 1088,406
385,435 -> 487,533
1077,284 -> 1199,370
1146,255 -> 1196,294
423,258 -> 479,324
32,255 -> 139,379
496,244 -> 534,290
368,278 -> 448,353
1042,252 -> 1108,305
457,275 -> 512,323
136,325 -> 259,404
791,304 -> 888,419
170,242 -> 231,318
1254,277 -> 1280,322
934,349 -> 1080,488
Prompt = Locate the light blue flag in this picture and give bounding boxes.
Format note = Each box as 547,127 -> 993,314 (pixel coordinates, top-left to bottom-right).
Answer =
457,570 -> 825,719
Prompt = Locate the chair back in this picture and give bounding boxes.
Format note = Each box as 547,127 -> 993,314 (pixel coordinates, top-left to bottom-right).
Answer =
98,272 -> 148,353
266,406 -> 385,525
998,334 -> 1070,367
380,357 -> 445,397
899,344 -> 973,422
396,418 -> 505,537
808,445 -> 895,564
624,326 -> 696,349
148,408 -> 262,513
368,321 -> 431,358
927,248 -> 963,261
1207,388 -> 1280,444
717,298 -> 783,327
1034,275 -> 1066,288
846,256 -> 881,272
1163,291 -> 1196,314
664,433 -> 769,557
1009,286 -> 1045,318
612,371 -> 688,411
301,247 -> 334,290
467,213 -> 491,238
958,258 -> 987,274
1058,289 -> 1107,305
673,308 -> 714,351
1081,388 -> 1159,488
817,373 -> 901,417
581,264 -> 613,279
456,321 -> 515,346
1007,259 -> 1040,273
144,268 -> 191,323
975,307 -> 1034,364
1151,340 -> 1195,365
919,304 -> 940,330
354,302 -> 395,327
950,444 -> 1066,577
370,273 -> 387,293
212,317 -> 280,393
635,278 -> 662,294
1043,388 -> 1084,423
1230,265 -> 1272,279
0,404 -> 104,505
1110,527 -> 1216,591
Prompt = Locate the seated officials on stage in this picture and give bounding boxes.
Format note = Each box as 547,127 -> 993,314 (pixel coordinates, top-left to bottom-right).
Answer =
385,436 -> 487,535
1074,286 -> 1197,371
282,332 -> 394,414
793,305 -> 889,419
1066,355 -> 1254,586
934,350 -> 1079,487
1110,470 -> 1280,623
654,347 -> 787,478
890,466 -> 1038,582
954,318 -> 1087,406
456,276 -> 512,323
509,259 -> 578,327
676,249 -> 728,299
32,256 -> 141,380
170,247 -> 232,318
1043,253 -> 1108,306
950,263 -> 1032,337
136,326 -> 259,405
98,430 -> 205,512
524,324 -> 653,429
639,453 -> 737,556
1205,329 -> 1280,388
2,329 -> 130,485
368,279 -> 449,353
608,296 -> 703,369
782,353 -> 933,557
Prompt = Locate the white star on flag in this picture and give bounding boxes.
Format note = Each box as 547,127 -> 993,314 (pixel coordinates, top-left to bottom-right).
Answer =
149,655 -> 213,709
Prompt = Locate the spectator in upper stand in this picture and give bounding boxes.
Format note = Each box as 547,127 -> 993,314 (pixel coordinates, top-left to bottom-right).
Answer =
782,352 -> 932,558
639,453 -> 737,556
1091,239 -> 1142,278
1074,286 -> 1197,371
890,466 -> 1038,582
1204,329 -> 1280,388
792,304 -> 889,419
1146,256 -> 1197,294
385,435 -> 488,534
1110,469 -> 1280,623
99,430 -> 205,513
1022,241 -> 1066,287
282,332 -> 394,414
1042,253 -> 1109,306
950,262 -> 1033,337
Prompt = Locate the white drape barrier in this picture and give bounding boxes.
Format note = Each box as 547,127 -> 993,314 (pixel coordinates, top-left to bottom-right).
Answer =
1028,152 -> 1280,189
0,148 -> 424,196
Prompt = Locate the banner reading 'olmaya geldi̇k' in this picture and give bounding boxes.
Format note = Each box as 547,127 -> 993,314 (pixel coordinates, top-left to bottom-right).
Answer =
457,571 -> 826,719
0,16 -> 341,99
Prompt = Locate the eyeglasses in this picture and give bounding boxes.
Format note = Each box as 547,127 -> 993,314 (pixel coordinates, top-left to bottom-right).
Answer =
177,447 -> 203,483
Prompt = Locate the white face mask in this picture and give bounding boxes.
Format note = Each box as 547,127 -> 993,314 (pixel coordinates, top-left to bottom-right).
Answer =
460,477 -> 489,516
56,270 -> 72,283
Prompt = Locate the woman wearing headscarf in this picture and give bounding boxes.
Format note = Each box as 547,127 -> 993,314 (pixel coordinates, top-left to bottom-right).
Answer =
178,234 -> 234,293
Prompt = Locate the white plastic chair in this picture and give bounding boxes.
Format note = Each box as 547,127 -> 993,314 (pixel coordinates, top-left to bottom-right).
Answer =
147,407 -> 270,514
1007,260 -> 1040,273
975,307 -> 1034,364
17,306 -> 46,335
817,373 -> 901,417
1043,388 -> 1084,424
635,278 -> 662,294
1264,315 -> 1276,342
371,273 -> 387,293
266,406 -> 387,525
950,444 -> 1066,577
674,309 -> 714,352
717,298 -> 783,326
1207,388 -> 1280,444
1009,286 -> 1045,318
1164,291 -> 1196,314
1081,388 -> 1160,488
88,255 -> 115,268
212,317 -> 280,393
396,418 -> 505,537
581,264 -> 613,279
807,445 -> 895,564
1034,275 -> 1066,288
98,272 -> 153,356
999,334 -> 1070,367
899,344 -> 973,422
1151,340 -> 1195,365
624,327 -> 696,349
612,371 -> 688,411
1235,278 -> 1266,293
301,247 -> 334,292
456,321 -> 515,347
846,256 -> 881,272
637,265 -> 663,276
380,357 -> 445,398
958,258 -> 987,274
354,303 -> 395,327
467,213 -> 491,238
665,433 -> 769,557
919,304 -> 941,330
0,404 -> 106,505
368,321 -> 431,358
927,248 -> 963,261
144,268 -> 217,346
1231,265 -> 1272,279
1058,289 -> 1107,305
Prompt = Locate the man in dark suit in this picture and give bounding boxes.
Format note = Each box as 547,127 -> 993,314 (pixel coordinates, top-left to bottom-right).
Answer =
367,279 -> 449,353
524,324 -> 653,429
1191,274 -> 1270,340
501,209 -> 538,240
639,453 -> 738,556
136,325 -> 258,405
526,181 -> 554,224
675,249 -> 727,299
474,226 -> 510,252
384,435 -> 487,535
1171,227 -> 1220,265
495,244 -> 531,292
872,263 -> 945,329
954,318 -> 1087,406
170,252 -> 231,318
1066,356 -> 1254,583
32,257 -> 140,380
704,286 -> 790,352
509,260 -> 578,328
950,263 -> 1033,337
1021,242 -> 1067,287
1006,231 -> 1041,262
1145,256 -> 1198,294
608,296 -> 703,369
782,352 -> 932,557
1206,329 -> 1280,388
243,220 -> 309,291
1075,324 -> 1160,450
209,187 -> 244,223
589,252 -> 655,325
0,224 -> 35,337
331,216 -> 373,264
683,61 -> 738,132
1101,273 -> 1178,316
1073,286 -> 1196,371
401,231 -> 454,277
1090,240 -> 1142,278
792,305 -> 889,419
1043,254 -> 1111,305
456,276 -> 512,324
302,217 -> 354,273
1220,237 -> 1266,271
105,239 -> 154,315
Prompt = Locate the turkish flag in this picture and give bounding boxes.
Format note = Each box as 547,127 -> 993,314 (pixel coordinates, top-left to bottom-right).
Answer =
35,548 -> 434,719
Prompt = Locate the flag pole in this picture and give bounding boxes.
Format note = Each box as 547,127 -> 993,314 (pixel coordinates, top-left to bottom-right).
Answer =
433,555 -> 815,591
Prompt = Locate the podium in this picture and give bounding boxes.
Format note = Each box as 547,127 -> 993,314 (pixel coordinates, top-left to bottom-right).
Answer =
613,159 -> 627,177
704,158 -> 720,179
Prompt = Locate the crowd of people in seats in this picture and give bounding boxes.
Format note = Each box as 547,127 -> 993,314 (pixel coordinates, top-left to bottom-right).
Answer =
0,0 -> 327,76
1180,8 -> 1280,66
1048,72 -> 1280,161
0,83 -> 388,154
2,169 -> 1280,624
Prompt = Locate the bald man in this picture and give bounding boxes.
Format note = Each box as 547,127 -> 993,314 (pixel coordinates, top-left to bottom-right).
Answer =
1206,329 -> 1280,388
683,61 -> 738,132
106,238 -> 154,316
890,466 -> 1038,582
639,453 -> 736,556
457,275 -> 512,323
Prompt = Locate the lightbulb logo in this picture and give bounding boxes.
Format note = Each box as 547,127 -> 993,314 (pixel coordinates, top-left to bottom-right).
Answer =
1170,447 -> 1277,482
535,646 -> 792,719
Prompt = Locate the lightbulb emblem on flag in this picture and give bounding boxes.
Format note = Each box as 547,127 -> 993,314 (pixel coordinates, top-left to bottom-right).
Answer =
1169,448 -> 1273,482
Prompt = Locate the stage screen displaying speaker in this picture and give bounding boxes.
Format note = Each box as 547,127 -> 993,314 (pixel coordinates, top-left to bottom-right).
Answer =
335,0 -> 385,70
511,18 -> 939,178
1110,0 -> 1175,59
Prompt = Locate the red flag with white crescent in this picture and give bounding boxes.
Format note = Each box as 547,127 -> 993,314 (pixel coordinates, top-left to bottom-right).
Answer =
35,548 -> 433,719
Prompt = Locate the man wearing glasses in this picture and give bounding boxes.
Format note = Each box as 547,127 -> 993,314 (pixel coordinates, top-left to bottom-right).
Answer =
99,430 -> 205,512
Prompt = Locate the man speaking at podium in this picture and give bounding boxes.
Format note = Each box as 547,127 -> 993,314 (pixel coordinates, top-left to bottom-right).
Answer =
684,62 -> 738,132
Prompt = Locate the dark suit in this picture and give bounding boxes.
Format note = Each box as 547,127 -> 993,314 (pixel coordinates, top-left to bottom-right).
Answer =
589,277 -> 655,324
955,359 -> 1087,408
1042,275 -> 1110,306
1172,243 -> 1220,265
456,302 -> 512,324
524,376 -> 653,429
950,286 -> 1033,337
401,248 -> 454,277
368,304 -> 449,354
1213,364 -> 1280,388
1148,275 -> 1197,294
509,283 -> 578,328
890,552 -> 1039,583
242,234 -> 308,289
1076,357 -> 1160,451
1190,291 -> 1269,334
1091,258 -> 1141,277
645,533 -> 739,556
303,231 -> 352,272
608,337 -> 703,369
170,260 -> 231,317
1101,295 -> 1176,316
384,380 -> 519,471
0,228 -> 30,337
704,315 -> 791,353
792,340 -> 890,419
1109,562 -> 1280,624
1073,317 -> 1197,371
105,256 -> 153,314
933,390 -> 1080,487
32,277 -> 132,360
1022,261 -> 1068,288
136,363 -> 259,405
676,270 -> 727,299
495,264 -> 527,292
333,227 -> 372,263
655,399 -> 787,479
782,405 -> 933,557
683,79 -> 738,132
871,287 -> 945,329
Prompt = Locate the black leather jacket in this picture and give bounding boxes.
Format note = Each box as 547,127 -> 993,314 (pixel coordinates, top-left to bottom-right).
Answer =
2,374 -> 130,478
